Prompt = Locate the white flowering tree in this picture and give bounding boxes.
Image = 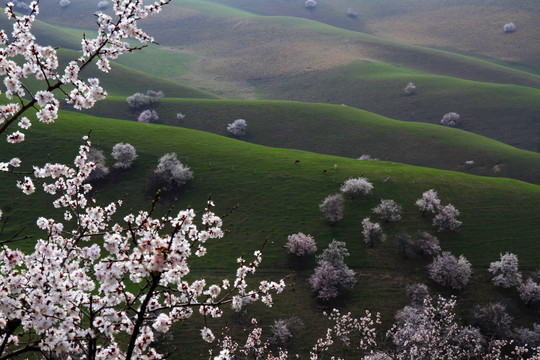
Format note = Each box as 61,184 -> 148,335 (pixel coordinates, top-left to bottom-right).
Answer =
372,199 -> 402,223
340,177 -> 373,198
488,252 -> 522,288
415,189 -> 441,216
0,2 -> 286,359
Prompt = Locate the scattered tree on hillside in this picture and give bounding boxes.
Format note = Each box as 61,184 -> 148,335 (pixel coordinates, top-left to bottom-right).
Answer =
372,199 -> 402,222
111,142 -> 138,170
319,193 -> 344,225
227,118 -> 247,137
404,82 -> 416,96
358,154 -> 378,161
440,112 -> 461,127
415,189 -> 441,216
397,232 -> 416,259
347,8 -> 357,18
488,252 -> 522,288
148,152 -> 193,192
269,317 -> 304,347
285,232 -> 317,256
513,324 -> 540,348
473,302 -> 513,339
433,204 -> 462,232
518,277 -> 540,305
86,148 -> 110,183
59,0 -> 71,8
427,251 -> 472,290
127,90 -> 164,111
415,231 -> 441,256
309,240 -> 356,300
138,109 -> 159,123
177,112 -> 186,120
405,283 -> 429,307
361,217 -> 385,247
503,22 -> 516,33
340,177 -> 373,198
97,1 -> 109,10
304,0 -> 317,9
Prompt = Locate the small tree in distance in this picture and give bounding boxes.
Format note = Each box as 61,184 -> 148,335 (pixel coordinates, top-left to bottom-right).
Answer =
304,0 -> 317,9
518,277 -> 540,305
340,177 -> 373,198
148,153 -> 193,192
111,142 -> 137,170
347,8 -> 357,18
415,231 -> 441,256
488,252 -> 522,288
227,119 -> 247,137
503,22 -> 516,33
404,82 -> 416,95
440,112 -> 461,127
285,232 -> 317,256
372,199 -> 402,222
138,109 -> 158,123
86,148 -> 110,183
319,193 -> 344,225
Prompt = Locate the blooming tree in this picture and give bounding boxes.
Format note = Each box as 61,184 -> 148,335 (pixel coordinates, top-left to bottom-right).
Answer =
148,152 -> 193,192
414,231 -> 441,256
503,22 -> 516,33
340,177 -> 373,198
138,109 -> 159,123
98,1 -> 110,10
427,252 -> 472,290
127,90 -> 164,110
319,193 -> 344,225
440,112 -> 461,127
518,277 -> 540,305
361,217 -> 385,247
415,189 -> 441,216
59,0 -> 71,8
304,0 -> 317,9
309,240 -> 356,301
404,82 -> 416,95
372,199 -> 402,222
86,147 -> 110,182
488,252 -> 522,288
226,119 -> 247,137
285,232 -> 317,256
432,204 -> 462,232
111,142 -> 138,170
0,2 -> 289,359
472,302 -> 513,339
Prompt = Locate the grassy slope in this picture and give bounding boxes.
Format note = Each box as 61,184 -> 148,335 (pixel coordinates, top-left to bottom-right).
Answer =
256,61 -> 540,151
85,97 -> 540,185
1,113 -> 540,356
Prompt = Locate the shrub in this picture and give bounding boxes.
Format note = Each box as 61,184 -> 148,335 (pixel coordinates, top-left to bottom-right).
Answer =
285,233 -> 317,256
111,143 -> 137,170
372,199 -> 402,222
440,112 -> 460,127
433,204 -> 461,232
226,119 -> 247,137
427,252 -> 471,290
503,22 -> 516,33
404,82 -> 416,95
138,109 -> 158,123
304,0 -> 317,8
86,148 -> 109,183
488,252 -> 522,288
319,193 -> 344,225
149,153 -> 193,192
340,177 -> 373,198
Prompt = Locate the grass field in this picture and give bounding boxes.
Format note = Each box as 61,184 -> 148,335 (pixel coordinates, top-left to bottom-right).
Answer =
2,112 -> 540,357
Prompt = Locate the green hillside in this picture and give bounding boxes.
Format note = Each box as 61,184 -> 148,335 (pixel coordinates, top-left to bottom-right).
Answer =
84,97 -> 540,185
2,113 -> 540,356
